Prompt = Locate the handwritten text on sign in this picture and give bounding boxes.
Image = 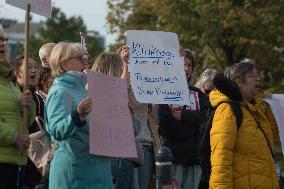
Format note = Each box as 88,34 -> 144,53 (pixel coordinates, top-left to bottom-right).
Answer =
127,30 -> 189,105
6,0 -> 52,18
87,71 -> 137,158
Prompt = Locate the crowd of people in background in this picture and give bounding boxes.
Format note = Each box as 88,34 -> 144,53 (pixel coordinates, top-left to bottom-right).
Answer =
0,28 -> 283,189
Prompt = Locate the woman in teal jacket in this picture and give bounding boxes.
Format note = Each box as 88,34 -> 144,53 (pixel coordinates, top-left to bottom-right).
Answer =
45,42 -> 113,189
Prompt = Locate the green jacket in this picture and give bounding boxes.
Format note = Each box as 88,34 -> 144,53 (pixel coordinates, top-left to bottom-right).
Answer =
0,60 -> 35,166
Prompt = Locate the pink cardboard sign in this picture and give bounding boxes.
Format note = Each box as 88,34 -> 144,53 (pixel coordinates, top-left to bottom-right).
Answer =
6,0 -> 52,18
87,71 -> 137,158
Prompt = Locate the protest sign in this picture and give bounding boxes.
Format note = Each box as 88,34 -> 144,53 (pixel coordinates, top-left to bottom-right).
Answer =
6,0 -> 52,17
127,30 -> 189,105
87,71 -> 137,158
6,0 -> 52,129
265,94 -> 284,155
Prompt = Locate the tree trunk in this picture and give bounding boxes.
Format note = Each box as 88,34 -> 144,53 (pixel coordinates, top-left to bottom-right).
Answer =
224,46 -> 235,66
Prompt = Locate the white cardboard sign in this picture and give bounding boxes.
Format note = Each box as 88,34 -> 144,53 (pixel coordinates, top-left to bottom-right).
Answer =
265,94 -> 284,155
127,30 -> 189,105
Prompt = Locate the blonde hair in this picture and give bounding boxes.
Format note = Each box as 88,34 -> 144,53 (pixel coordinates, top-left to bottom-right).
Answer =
92,52 -> 122,77
49,42 -> 84,77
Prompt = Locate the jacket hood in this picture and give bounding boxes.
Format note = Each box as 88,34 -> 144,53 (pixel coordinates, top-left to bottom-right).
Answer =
209,73 -> 243,107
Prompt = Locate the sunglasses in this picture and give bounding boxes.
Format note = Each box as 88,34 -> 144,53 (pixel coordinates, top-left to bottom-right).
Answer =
0,36 -> 8,43
69,56 -> 88,64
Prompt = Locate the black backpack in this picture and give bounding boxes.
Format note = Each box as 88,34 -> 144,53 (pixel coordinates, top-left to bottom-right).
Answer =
199,100 -> 243,181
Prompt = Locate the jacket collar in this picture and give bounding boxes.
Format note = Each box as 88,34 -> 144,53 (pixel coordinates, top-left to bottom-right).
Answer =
211,73 -> 265,118
53,71 -> 87,89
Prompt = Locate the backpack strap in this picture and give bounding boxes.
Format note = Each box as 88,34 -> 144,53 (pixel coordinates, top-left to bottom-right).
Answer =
35,116 -> 44,130
255,120 -> 275,160
217,100 -> 243,130
226,100 -> 243,130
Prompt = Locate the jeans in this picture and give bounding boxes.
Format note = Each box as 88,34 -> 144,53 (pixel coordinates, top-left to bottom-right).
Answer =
133,144 -> 154,189
21,184 -> 32,189
0,164 -> 24,189
112,158 -> 135,189
172,164 -> 202,189
34,174 -> 49,189
112,144 -> 154,189
280,176 -> 284,189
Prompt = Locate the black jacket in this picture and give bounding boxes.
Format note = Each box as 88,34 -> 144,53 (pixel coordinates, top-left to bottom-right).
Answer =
158,86 -> 210,165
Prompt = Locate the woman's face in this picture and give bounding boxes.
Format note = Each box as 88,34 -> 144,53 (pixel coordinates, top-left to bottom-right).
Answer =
16,58 -> 38,88
61,56 -> 85,72
238,68 -> 260,102
184,57 -> 193,80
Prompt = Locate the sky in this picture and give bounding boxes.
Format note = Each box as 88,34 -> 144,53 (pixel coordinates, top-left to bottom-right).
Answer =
0,0 -> 117,47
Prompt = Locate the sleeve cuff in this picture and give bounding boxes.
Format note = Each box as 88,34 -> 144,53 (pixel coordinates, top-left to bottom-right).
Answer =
71,110 -> 86,128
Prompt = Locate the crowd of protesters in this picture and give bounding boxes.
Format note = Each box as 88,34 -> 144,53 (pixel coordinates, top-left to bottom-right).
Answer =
0,26 -> 283,189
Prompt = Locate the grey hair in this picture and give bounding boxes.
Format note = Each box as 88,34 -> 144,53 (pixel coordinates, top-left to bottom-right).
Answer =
195,68 -> 217,89
39,42 -> 56,64
224,62 -> 255,87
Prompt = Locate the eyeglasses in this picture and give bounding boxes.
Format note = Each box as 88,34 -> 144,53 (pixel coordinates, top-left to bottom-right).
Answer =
0,36 -> 8,44
69,56 -> 87,64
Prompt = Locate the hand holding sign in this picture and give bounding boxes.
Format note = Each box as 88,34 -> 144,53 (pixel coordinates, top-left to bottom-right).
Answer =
21,90 -> 33,110
120,45 -> 130,64
77,97 -> 92,120
15,132 -> 30,153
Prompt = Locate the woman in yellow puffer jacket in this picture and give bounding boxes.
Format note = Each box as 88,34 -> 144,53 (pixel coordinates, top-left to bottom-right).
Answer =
209,62 -> 279,189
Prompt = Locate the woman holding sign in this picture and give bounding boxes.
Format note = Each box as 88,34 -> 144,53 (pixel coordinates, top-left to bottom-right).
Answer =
0,25 -> 35,189
158,49 -> 211,189
45,42 -> 113,189
91,49 -> 137,189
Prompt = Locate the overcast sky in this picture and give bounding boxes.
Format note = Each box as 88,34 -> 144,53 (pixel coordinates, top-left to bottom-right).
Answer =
0,0 -> 117,47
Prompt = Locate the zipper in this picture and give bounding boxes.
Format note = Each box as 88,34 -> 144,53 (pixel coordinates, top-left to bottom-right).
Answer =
17,166 -> 21,188
7,79 -> 25,167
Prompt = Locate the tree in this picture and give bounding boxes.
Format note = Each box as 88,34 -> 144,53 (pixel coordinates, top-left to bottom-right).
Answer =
107,0 -> 284,92
30,7 -> 104,63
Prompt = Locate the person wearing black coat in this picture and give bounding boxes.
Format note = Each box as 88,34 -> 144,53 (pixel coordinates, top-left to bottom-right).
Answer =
158,49 -> 211,189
